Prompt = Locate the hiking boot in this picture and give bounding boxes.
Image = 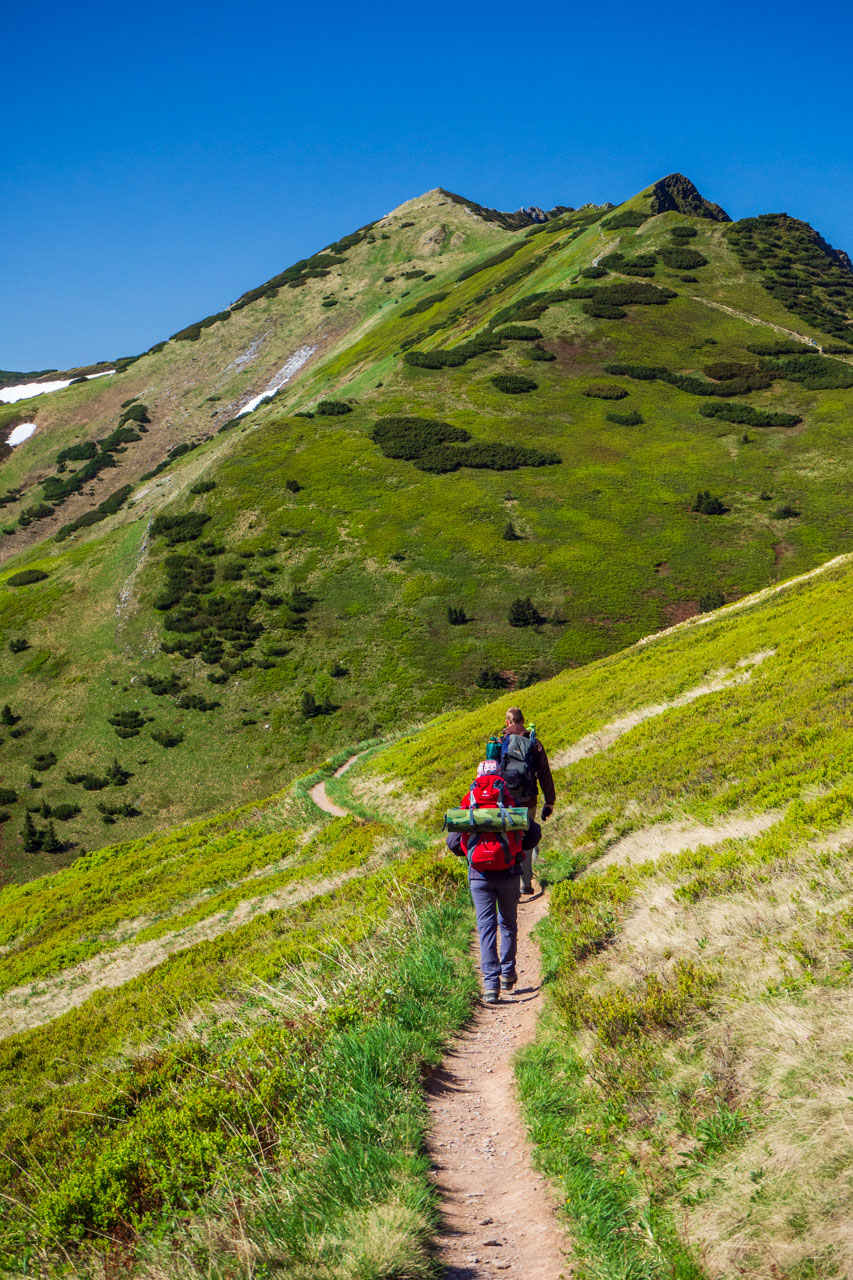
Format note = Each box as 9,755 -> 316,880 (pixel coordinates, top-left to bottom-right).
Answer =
483,987 -> 500,1005
501,974 -> 517,991
521,884 -> 534,894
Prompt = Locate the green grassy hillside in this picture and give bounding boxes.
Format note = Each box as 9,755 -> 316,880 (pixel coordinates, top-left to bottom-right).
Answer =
3,175 -> 853,879
3,549 -> 853,1276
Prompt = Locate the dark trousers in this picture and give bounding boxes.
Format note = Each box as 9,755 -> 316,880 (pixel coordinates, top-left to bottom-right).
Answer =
469,870 -> 521,990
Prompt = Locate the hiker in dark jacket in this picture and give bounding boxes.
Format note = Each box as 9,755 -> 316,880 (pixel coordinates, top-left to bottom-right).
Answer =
500,706 -> 555,893
446,760 -> 543,1004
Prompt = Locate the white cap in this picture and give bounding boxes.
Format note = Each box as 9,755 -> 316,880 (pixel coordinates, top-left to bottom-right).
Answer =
477,760 -> 499,776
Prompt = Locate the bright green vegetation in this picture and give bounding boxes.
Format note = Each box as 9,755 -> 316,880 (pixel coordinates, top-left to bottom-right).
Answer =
355,552 -> 853,1277
0,754 -> 477,1276
3,172 -> 853,876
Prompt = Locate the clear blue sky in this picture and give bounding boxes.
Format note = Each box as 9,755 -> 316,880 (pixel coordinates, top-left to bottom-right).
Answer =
3,0 -> 852,370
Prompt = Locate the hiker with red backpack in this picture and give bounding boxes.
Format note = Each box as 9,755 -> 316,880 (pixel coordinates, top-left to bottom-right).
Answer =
445,759 -> 542,1004
499,707 -> 555,894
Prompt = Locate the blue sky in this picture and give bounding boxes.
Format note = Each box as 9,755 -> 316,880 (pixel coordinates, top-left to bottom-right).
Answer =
3,0 -> 852,370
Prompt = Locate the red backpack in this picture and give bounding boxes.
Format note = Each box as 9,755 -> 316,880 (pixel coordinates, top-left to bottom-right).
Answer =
463,773 -> 523,873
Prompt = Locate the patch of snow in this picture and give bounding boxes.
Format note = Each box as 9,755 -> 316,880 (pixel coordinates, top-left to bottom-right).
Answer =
237,346 -> 316,416
6,422 -> 37,446
0,370 -> 114,405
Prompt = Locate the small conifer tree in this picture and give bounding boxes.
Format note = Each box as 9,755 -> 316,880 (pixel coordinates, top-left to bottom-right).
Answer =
503,521 -> 521,541
1,704 -> 14,726
301,691 -> 317,718
23,811 -> 41,852
42,820 -> 61,853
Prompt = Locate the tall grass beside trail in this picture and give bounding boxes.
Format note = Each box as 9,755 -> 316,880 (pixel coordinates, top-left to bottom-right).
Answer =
1,882 -> 478,1279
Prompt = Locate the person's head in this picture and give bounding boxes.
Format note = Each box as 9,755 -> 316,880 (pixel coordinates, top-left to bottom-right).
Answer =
505,706 -> 525,733
477,760 -> 499,777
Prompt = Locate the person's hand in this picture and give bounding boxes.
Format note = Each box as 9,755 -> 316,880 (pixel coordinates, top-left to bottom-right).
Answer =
541,804 -> 553,821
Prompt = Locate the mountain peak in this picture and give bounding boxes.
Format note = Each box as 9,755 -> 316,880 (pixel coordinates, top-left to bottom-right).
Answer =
648,173 -> 731,222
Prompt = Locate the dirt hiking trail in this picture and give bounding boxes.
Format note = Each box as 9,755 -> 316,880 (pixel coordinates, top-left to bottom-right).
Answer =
308,754 -> 363,816
428,890 -> 571,1278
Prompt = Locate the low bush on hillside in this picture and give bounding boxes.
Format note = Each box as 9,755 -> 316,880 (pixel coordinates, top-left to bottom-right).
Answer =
55,441 -> 97,464
491,374 -> 537,394
602,209 -> 648,229
773,502 -> 801,519
604,362 -> 774,397
659,246 -> 708,269
699,589 -> 725,612
477,666 -> 509,688
50,803 -> 81,820
606,410 -> 643,425
189,479 -> 216,494
6,570 -> 48,586
746,340 -> 811,356
528,344 -> 556,361
55,485 -> 133,542
8,637 -> 28,653
65,772 -> 109,790
670,225 -> 698,239
447,606 -> 468,624
0,788 -> 17,805
703,361 -> 758,381
582,384 -> 628,399
404,332 -> 504,369
118,402 -> 151,426
143,673 -> 184,696
509,596 -> 544,626
31,753 -> 57,772
108,710 -> 148,738
401,291 -> 449,316
698,402 -> 802,427
151,513 -> 211,544
315,400 -> 352,416
371,415 -> 559,473
761,352 -> 853,390
171,311 -> 231,342
152,728 -> 184,747
692,490 -> 729,515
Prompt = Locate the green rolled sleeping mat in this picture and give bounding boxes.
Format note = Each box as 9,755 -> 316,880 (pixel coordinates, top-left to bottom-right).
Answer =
443,806 -> 530,834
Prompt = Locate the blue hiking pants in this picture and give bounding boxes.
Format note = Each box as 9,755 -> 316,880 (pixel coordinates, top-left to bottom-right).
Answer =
469,870 -> 521,991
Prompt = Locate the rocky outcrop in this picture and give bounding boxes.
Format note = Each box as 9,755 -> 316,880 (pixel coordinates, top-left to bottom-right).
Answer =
650,173 -> 731,222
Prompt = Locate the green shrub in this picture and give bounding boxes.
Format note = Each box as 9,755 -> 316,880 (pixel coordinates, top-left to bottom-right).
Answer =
301,690 -> 318,718
404,332 -> 503,369
315,400 -> 352,416
773,503 -> 800,519
583,385 -> 627,399
447,606 -> 468,624
503,521 -> 522,541
9,637 -> 28,653
476,666 -> 508,689
401,291 -> 449,316
285,479 -> 302,493
55,441 -> 98,464
509,596 -> 543,626
54,485 -> 133,541
528,345 -> 556,361
143,673 -> 184,696
659,247 -> 708,270
150,513 -> 211,544
491,374 -> 537,394
698,403 -> 802,428
699,589 -> 725,612
761,352 -> 853,390
65,772 -> 109,790
176,694 -> 220,711
606,411 -> 643,425
50,803 -> 80,820
602,210 -> 649,229
692,490 -> 729,515
0,788 -> 18,805
670,225 -> 698,239
6,569 -> 48,586
31,752 -> 57,772
151,728 -> 184,747
704,361 -> 760,381
584,301 -> 626,319
189,480 -> 216,494
118,402 -> 151,426
581,266 -> 607,278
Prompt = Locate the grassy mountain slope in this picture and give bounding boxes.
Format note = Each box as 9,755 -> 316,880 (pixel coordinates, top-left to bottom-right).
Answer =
3,549 -> 853,1275
3,175 -> 853,879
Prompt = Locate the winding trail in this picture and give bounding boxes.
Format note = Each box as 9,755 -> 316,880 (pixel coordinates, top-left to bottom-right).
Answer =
428,890 -> 570,1278
308,753 -> 365,816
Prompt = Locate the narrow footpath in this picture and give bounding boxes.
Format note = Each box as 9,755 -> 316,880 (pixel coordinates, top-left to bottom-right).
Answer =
427,890 -> 571,1279
310,759 -> 571,1277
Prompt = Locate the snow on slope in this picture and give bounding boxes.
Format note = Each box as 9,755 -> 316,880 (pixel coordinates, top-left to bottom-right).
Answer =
6,423 -> 37,446
237,346 -> 316,416
0,370 -> 114,405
